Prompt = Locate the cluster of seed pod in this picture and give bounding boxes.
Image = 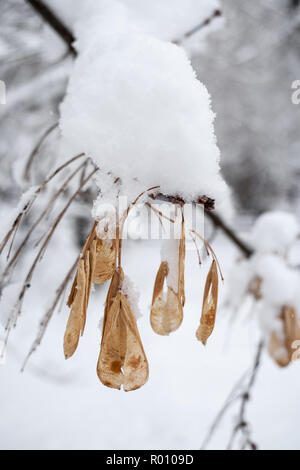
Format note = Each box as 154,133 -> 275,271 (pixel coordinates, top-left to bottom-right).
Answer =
248,277 -> 300,368
64,204 -> 221,391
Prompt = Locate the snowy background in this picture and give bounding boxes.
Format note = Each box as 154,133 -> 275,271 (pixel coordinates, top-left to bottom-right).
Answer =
0,0 -> 300,450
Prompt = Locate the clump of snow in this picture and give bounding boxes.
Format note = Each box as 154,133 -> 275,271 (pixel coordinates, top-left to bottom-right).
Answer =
226,211 -> 300,336
252,253 -> 300,311
49,0 -> 222,55
121,275 -> 142,319
251,211 -> 299,255
59,1 -> 228,207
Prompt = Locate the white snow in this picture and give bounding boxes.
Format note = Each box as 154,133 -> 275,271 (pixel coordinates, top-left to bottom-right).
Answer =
59,1 -> 228,207
226,211 -> 300,335
251,211 -> 299,255
121,274 -> 142,319
48,0 -> 221,53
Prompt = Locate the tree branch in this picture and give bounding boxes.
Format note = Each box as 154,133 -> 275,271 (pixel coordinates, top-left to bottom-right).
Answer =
201,340 -> 264,450
25,0 -> 76,56
206,211 -> 254,258
151,192 -> 254,258
173,9 -> 222,44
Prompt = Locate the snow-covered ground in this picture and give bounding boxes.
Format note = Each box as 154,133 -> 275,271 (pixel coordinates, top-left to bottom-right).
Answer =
0,231 -> 299,450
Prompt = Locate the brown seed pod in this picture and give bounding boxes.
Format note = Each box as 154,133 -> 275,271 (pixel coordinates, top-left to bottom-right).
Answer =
150,212 -> 185,336
150,261 -> 183,336
196,260 -> 219,345
92,239 -> 117,284
63,259 -> 87,359
97,269 -> 149,391
64,222 -> 116,359
269,306 -> 300,367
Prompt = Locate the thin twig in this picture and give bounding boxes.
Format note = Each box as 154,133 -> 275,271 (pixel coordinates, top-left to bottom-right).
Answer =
0,153 -> 86,257
151,192 -> 253,258
4,168 -> 97,341
0,160 -> 88,286
206,212 -> 254,259
23,123 -> 58,181
200,341 -> 264,450
21,255 -> 79,372
173,9 -> 222,44
227,341 -> 264,450
25,0 -> 76,56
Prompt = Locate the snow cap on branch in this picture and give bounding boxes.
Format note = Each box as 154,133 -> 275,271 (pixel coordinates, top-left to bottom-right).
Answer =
59,0 -> 227,205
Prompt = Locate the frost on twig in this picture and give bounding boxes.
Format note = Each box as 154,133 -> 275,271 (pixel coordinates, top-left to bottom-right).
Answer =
2,163 -> 97,346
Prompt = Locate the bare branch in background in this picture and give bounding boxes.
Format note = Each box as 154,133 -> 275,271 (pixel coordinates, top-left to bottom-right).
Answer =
23,122 -> 59,181
25,0 -> 76,56
21,255 -> 79,371
174,9 -> 222,44
152,192 -> 254,258
206,211 -> 254,258
4,166 -> 97,344
201,340 -> 264,450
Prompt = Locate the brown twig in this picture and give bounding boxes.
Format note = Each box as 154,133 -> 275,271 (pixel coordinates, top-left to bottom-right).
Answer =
173,9 -> 222,44
227,340 -> 264,450
206,211 -> 254,259
151,191 -> 253,258
4,168 -> 97,341
23,123 -> 58,181
21,255 -> 79,372
0,160 -> 88,287
25,0 -> 76,56
201,340 -> 264,450
0,153 -> 85,257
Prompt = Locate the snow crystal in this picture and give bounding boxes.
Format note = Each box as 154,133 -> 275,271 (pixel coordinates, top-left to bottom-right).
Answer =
59,1 -> 228,207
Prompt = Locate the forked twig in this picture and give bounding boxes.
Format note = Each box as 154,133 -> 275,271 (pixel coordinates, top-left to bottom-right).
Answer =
200,341 -> 264,450
23,123 -> 59,181
4,168 -> 97,342
21,256 -> 79,371
0,153 -> 86,257
1,160 -> 88,286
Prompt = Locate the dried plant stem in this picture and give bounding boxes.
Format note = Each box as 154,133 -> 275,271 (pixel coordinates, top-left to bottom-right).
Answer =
0,153 -> 86,257
190,229 -> 224,281
152,192 -> 253,259
173,9 -> 222,44
117,185 -> 160,268
5,168 -> 97,341
1,160 -> 88,286
23,123 -> 58,181
21,256 -> 79,372
200,341 -> 264,450
145,202 -> 175,223
227,341 -> 264,450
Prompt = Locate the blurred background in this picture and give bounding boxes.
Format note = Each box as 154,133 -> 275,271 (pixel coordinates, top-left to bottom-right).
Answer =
0,0 -> 299,450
